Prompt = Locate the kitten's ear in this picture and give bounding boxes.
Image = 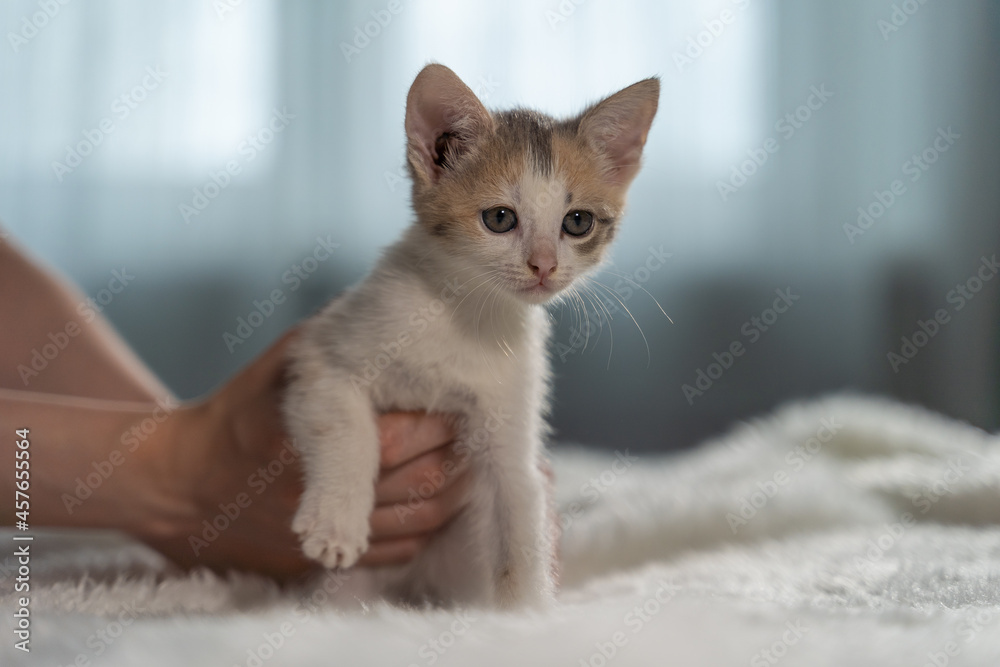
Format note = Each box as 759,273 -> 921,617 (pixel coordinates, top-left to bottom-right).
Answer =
577,78 -> 660,187
405,64 -> 493,186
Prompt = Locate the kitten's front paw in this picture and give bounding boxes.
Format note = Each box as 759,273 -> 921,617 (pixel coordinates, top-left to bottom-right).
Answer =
293,493 -> 371,569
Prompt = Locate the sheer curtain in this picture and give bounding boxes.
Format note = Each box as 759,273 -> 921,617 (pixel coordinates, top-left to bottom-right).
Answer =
1,0 -> 997,447
0,0 -> 772,273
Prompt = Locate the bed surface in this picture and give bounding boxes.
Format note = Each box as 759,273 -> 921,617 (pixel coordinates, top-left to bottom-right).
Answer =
3,395 -> 1000,666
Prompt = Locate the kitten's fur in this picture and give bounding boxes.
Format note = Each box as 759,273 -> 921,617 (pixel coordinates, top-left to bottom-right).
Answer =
284,64 -> 658,607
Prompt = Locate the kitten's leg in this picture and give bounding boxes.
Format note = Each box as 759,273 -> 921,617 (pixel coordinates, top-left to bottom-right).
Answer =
389,426 -> 554,608
284,367 -> 379,569
483,428 -> 556,608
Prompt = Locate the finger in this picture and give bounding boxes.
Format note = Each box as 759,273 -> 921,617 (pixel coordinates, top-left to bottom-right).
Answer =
378,412 -> 456,468
374,445 -> 470,504
356,535 -> 429,567
369,472 -> 470,540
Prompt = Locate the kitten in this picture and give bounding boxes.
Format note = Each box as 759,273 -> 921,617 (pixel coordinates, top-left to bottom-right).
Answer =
284,64 -> 658,607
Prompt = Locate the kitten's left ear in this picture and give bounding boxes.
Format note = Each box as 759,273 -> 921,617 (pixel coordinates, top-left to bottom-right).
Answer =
577,78 -> 660,187
405,64 -> 493,186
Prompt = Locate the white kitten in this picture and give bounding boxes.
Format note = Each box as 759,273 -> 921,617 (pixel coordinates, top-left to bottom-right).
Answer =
283,64 -> 659,608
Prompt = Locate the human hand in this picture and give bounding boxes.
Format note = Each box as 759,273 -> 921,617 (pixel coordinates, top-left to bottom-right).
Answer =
139,330 -> 469,582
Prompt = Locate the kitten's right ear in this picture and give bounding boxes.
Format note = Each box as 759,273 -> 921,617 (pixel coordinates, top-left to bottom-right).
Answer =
405,64 -> 493,186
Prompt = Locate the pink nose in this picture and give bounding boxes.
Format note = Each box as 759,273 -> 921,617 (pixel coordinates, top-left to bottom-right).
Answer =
528,255 -> 557,282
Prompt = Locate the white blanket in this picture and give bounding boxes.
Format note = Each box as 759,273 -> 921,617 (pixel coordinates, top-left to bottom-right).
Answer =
3,395 -> 1000,666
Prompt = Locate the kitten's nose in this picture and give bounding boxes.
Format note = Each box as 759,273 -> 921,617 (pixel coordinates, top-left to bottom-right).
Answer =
528,254 -> 557,283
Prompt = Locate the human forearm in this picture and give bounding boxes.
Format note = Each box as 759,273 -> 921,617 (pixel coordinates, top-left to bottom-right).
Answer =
0,237 -> 171,400
0,388 -> 196,538
0,328 -> 480,581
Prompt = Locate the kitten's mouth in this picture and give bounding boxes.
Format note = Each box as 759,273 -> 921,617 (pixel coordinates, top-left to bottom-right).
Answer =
515,280 -> 560,303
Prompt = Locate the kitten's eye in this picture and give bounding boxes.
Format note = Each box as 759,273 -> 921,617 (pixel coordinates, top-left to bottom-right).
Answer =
562,210 -> 594,237
482,206 -> 518,233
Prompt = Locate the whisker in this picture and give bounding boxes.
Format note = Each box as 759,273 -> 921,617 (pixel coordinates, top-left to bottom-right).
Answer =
491,284 -> 517,360
485,278 -> 506,358
450,270 -> 502,324
484,278 -> 509,381
599,269 -> 673,324
588,277 -> 651,368
581,280 -> 615,369
476,277 -> 505,384
572,287 -> 592,353
580,289 -> 607,348
561,285 -> 582,350
454,269 -> 503,294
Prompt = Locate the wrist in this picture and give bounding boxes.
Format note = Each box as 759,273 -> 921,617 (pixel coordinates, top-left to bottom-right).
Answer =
124,399 -> 209,540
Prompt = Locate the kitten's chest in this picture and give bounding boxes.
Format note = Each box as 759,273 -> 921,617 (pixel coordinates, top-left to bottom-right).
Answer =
367,314 -> 542,415
324,266 -> 551,415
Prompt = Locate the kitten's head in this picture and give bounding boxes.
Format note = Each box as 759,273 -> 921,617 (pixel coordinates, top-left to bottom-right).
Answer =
405,64 -> 659,305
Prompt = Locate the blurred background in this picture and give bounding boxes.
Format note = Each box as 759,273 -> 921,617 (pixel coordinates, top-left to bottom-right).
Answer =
1,0 -> 998,452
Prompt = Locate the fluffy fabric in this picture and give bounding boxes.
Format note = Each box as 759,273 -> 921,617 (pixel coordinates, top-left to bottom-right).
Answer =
3,395 -> 1000,666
